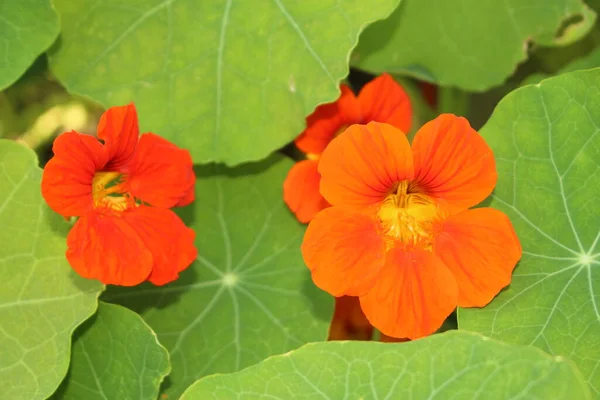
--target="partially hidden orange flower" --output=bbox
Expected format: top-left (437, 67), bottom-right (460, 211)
top-left (41, 103), bottom-right (197, 286)
top-left (302, 115), bottom-right (522, 339)
top-left (284, 73), bottom-right (412, 223)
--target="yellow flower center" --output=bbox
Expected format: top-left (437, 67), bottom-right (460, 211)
top-left (92, 171), bottom-right (134, 212)
top-left (377, 181), bottom-right (440, 250)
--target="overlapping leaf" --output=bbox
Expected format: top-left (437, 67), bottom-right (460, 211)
top-left (0, 0), bottom-right (60, 90)
top-left (54, 302), bottom-right (170, 400)
top-left (105, 154), bottom-right (333, 398)
top-left (353, 0), bottom-right (595, 91)
top-left (181, 331), bottom-right (590, 399)
top-left (459, 69), bottom-right (600, 396)
top-left (48, 0), bottom-right (401, 165)
top-left (0, 140), bottom-right (103, 400)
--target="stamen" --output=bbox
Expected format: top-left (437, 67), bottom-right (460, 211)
top-left (92, 171), bottom-right (136, 213)
top-left (377, 180), bottom-right (439, 251)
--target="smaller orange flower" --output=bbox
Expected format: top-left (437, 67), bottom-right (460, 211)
top-left (41, 104), bottom-right (197, 286)
top-left (284, 73), bottom-right (412, 223)
top-left (302, 115), bottom-right (522, 339)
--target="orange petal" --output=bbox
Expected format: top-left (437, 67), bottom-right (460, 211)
top-left (412, 114), bottom-right (496, 211)
top-left (283, 159), bottom-right (330, 223)
top-left (66, 211), bottom-right (153, 286)
top-left (41, 131), bottom-right (108, 217)
top-left (295, 85), bottom-right (360, 155)
top-left (123, 207), bottom-right (197, 285)
top-left (302, 207), bottom-right (386, 297)
top-left (357, 73), bottom-right (412, 133)
top-left (337, 84), bottom-right (362, 124)
top-left (97, 103), bottom-right (139, 170)
top-left (318, 122), bottom-right (414, 208)
top-left (328, 296), bottom-right (373, 341)
top-left (359, 248), bottom-right (458, 339)
top-left (434, 208), bottom-right (522, 307)
top-left (127, 133), bottom-right (195, 208)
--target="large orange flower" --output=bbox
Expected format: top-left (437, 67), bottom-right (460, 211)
top-left (302, 115), bottom-right (522, 339)
top-left (41, 104), bottom-right (197, 286)
top-left (284, 73), bottom-right (412, 223)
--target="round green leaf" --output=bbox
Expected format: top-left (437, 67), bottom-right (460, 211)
top-left (0, 0), bottom-right (60, 90)
top-left (353, 0), bottom-right (596, 91)
top-left (104, 154), bottom-right (333, 398)
top-left (180, 331), bottom-right (591, 399)
top-left (53, 302), bottom-right (170, 400)
top-left (0, 140), bottom-right (103, 400)
top-left (459, 68), bottom-right (600, 396)
top-left (47, 0), bottom-right (400, 165)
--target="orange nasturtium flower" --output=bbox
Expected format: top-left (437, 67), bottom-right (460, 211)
top-left (302, 115), bottom-right (522, 339)
top-left (41, 104), bottom-right (197, 286)
top-left (284, 73), bottom-right (412, 223)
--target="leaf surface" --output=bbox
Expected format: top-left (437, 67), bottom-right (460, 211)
top-left (459, 68), bottom-right (600, 396)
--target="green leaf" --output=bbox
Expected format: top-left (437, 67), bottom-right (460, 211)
top-left (524, 46), bottom-right (600, 85)
top-left (180, 331), bottom-right (591, 399)
top-left (104, 154), bottom-right (333, 398)
top-left (47, 0), bottom-right (400, 165)
top-left (458, 68), bottom-right (600, 396)
top-left (353, 0), bottom-right (596, 91)
top-left (0, 0), bottom-right (60, 90)
top-left (53, 302), bottom-right (170, 400)
top-left (0, 139), bottom-right (103, 400)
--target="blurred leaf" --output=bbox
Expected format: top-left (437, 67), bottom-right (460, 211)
top-left (459, 68), bottom-right (600, 396)
top-left (104, 154), bottom-right (333, 398)
top-left (524, 46), bottom-right (600, 85)
top-left (180, 331), bottom-right (591, 399)
top-left (54, 302), bottom-right (170, 400)
top-left (0, 140), bottom-right (103, 399)
top-left (48, 0), bottom-right (401, 165)
top-left (353, 0), bottom-right (596, 91)
top-left (0, 0), bottom-right (60, 90)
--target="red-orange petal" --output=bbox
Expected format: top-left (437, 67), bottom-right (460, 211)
top-left (123, 207), bottom-right (197, 285)
top-left (283, 159), bottom-right (330, 223)
top-left (295, 85), bottom-right (360, 155)
top-left (302, 207), bottom-right (386, 297)
top-left (434, 208), bottom-right (522, 307)
top-left (66, 211), bottom-right (153, 286)
top-left (97, 103), bottom-right (139, 171)
top-left (127, 133), bottom-right (195, 208)
top-left (412, 114), bottom-right (497, 212)
top-left (357, 73), bottom-right (412, 134)
top-left (359, 248), bottom-right (458, 340)
top-left (175, 185), bottom-right (196, 207)
top-left (319, 122), bottom-right (414, 208)
top-left (41, 131), bottom-right (108, 217)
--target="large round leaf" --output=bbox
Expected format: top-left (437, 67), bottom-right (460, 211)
top-left (459, 69), bottom-right (600, 396)
top-left (48, 0), bottom-right (401, 165)
top-left (0, 140), bottom-right (103, 399)
top-left (180, 331), bottom-right (590, 399)
top-left (0, 0), bottom-right (60, 90)
top-left (353, 0), bottom-right (596, 91)
top-left (104, 154), bottom-right (333, 398)
top-left (53, 302), bottom-right (170, 400)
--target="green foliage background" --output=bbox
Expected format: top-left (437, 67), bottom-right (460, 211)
top-left (1, 0), bottom-right (599, 398)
